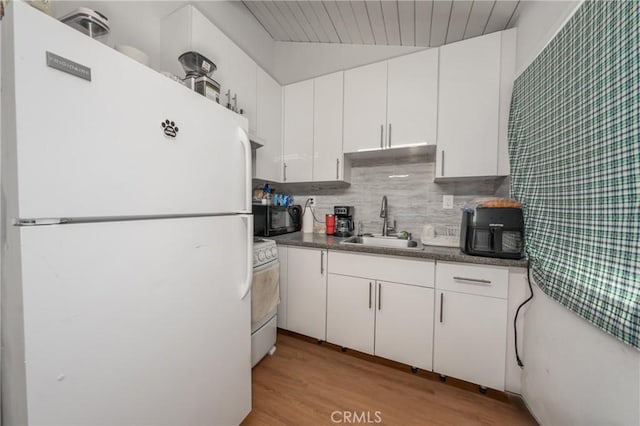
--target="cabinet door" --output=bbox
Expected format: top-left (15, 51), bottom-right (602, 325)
top-left (160, 6), bottom-right (257, 135)
top-left (255, 68), bottom-right (282, 182)
top-left (287, 247), bottom-right (327, 340)
top-left (387, 49), bottom-right (438, 148)
top-left (329, 252), bottom-right (435, 288)
top-left (225, 55), bottom-right (257, 136)
top-left (437, 32), bottom-right (501, 178)
top-left (326, 274), bottom-right (375, 354)
top-left (433, 290), bottom-right (507, 390)
top-left (374, 281), bottom-right (434, 371)
top-left (189, 7), bottom-right (257, 135)
top-left (343, 62), bottom-right (388, 153)
top-left (314, 72), bottom-right (344, 181)
top-left (283, 80), bottom-right (314, 182)
top-left (276, 245), bottom-right (288, 329)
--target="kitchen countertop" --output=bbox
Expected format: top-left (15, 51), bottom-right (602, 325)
top-left (269, 232), bottom-right (528, 268)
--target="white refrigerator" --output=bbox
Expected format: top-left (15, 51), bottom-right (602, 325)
top-left (2, 2), bottom-right (253, 425)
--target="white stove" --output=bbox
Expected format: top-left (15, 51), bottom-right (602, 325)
top-left (253, 237), bottom-right (278, 268)
top-left (251, 238), bottom-right (279, 367)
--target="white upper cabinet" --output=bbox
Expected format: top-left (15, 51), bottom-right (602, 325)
top-left (283, 80), bottom-right (314, 182)
top-left (387, 49), bottom-right (439, 148)
top-left (281, 72), bottom-right (350, 184)
top-left (313, 72), bottom-right (346, 182)
top-left (254, 68), bottom-right (282, 182)
top-left (343, 49), bottom-right (439, 154)
top-left (343, 62), bottom-right (388, 153)
top-left (160, 5), bottom-right (257, 135)
top-left (498, 30), bottom-right (517, 176)
top-left (436, 30), bottom-right (515, 179)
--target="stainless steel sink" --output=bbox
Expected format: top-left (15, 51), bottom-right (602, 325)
top-left (340, 235), bottom-right (421, 250)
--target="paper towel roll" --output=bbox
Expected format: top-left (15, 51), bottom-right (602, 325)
top-left (302, 207), bottom-right (314, 233)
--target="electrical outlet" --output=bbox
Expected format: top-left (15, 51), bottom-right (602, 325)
top-left (443, 195), bottom-right (454, 209)
top-left (308, 197), bottom-right (316, 207)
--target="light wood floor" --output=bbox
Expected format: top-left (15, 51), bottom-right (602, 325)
top-left (242, 332), bottom-right (536, 425)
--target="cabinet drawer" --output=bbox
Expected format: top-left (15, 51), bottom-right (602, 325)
top-left (435, 262), bottom-right (508, 299)
top-left (329, 252), bottom-right (434, 288)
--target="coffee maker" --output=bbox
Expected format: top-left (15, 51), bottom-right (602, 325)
top-left (334, 206), bottom-right (355, 237)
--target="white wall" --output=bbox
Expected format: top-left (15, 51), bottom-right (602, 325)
top-left (182, 1), bottom-right (276, 76)
top-left (50, 1), bottom-right (423, 85)
top-left (273, 41), bottom-right (422, 85)
top-left (522, 285), bottom-right (640, 425)
top-left (505, 268), bottom-right (529, 394)
top-left (511, 0), bottom-right (583, 76)
top-left (511, 1), bottom-right (640, 424)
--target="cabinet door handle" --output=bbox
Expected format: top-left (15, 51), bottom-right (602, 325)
top-left (453, 276), bottom-right (492, 285)
top-left (388, 123), bottom-right (392, 148)
top-left (369, 282), bottom-right (372, 309)
top-left (378, 283), bottom-right (382, 310)
top-left (336, 158), bottom-right (340, 180)
top-left (283, 162), bottom-right (287, 182)
top-left (440, 151), bottom-right (445, 176)
top-left (440, 292), bottom-right (444, 323)
top-left (380, 124), bottom-right (384, 149)
top-left (320, 251), bottom-right (324, 275)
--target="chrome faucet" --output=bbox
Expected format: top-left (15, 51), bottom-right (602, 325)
top-left (380, 195), bottom-right (395, 236)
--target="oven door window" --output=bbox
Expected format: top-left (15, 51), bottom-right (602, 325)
top-left (251, 260), bottom-right (280, 324)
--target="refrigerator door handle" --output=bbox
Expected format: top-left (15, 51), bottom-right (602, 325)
top-left (238, 128), bottom-right (252, 213)
top-left (240, 214), bottom-right (254, 300)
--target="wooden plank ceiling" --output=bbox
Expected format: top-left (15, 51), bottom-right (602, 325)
top-left (243, 0), bottom-right (520, 47)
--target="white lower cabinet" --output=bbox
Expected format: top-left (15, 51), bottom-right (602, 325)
top-left (375, 281), bottom-right (434, 371)
top-left (433, 262), bottom-right (509, 390)
top-left (327, 275), bottom-right (375, 354)
top-left (326, 252), bottom-right (435, 370)
top-left (283, 248), bottom-right (515, 391)
top-left (276, 245), bottom-right (288, 329)
top-left (286, 246), bottom-right (327, 340)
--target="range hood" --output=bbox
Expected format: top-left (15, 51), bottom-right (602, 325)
top-left (345, 142), bottom-right (436, 161)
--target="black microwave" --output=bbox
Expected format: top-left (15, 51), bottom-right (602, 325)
top-left (253, 204), bottom-right (302, 237)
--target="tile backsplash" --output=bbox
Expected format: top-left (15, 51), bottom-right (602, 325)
top-left (266, 158), bottom-right (509, 239)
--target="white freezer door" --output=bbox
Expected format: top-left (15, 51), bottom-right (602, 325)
top-left (9, 2), bottom-right (251, 219)
top-left (19, 215), bottom-right (252, 425)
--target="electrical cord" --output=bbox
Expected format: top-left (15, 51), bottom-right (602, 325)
top-left (514, 257), bottom-right (534, 368)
